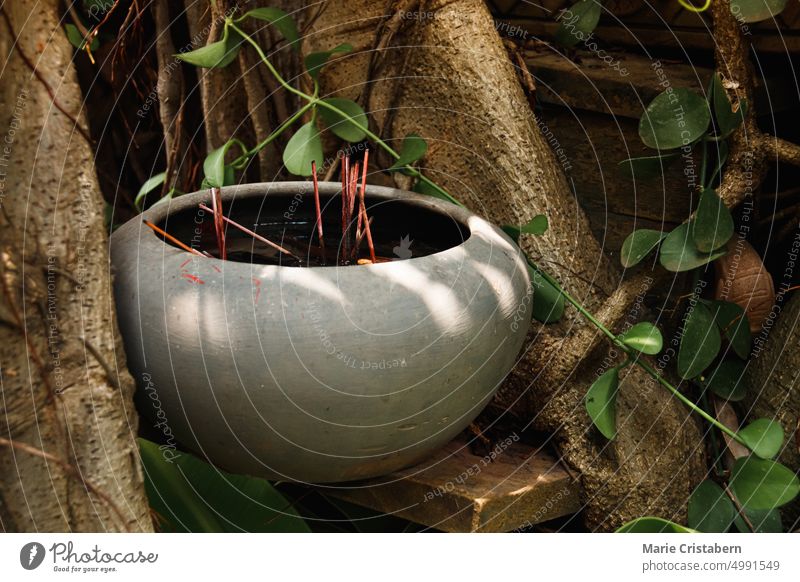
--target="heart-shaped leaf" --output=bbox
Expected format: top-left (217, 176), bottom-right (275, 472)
top-left (688, 480), bottom-right (737, 532)
top-left (528, 265), bottom-right (565, 324)
top-left (305, 43), bottom-right (352, 81)
top-left (639, 88), bottom-right (711, 150)
top-left (318, 98), bottom-right (368, 142)
top-left (711, 300), bottom-right (751, 359)
top-left (678, 301), bottom-right (721, 379)
top-left (616, 517), bottom-right (695, 533)
top-left (585, 367), bottom-right (620, 440)
top-left (618, 152), bottom-right (680, 179)
top-left (619, 322), bottom-right (663, 355)
top-left (738, 419), bottom-right (784, 459)
top-left (555, 1), bottom-right (602, 48)
top-left (729, 0), bottom-right (788, 23)
top-left (659, 222), bottom-right (727, 272)
top-left (620, 229), bottom-right (666, 268)
top-left (134, 171), bottom-right (166, 211)
top-left (203, 140), bottom-right (244, 188)
top-left (694, 188), bottom-right (734, 252)
top-left (703, 359), bottom-right (748, 401)
top-left (243, 8), bottom-right (299, 49)
top-left (389, 134), bottom-right (428, 172)
top-left (176, 25), bottom-right (242, 68)
top-left (710, 73), bottom-right (748, 137)
top-left (504, 215), bottom-right (549, 242)
top-left (729, 456), bottom-right (800, 510)
top-left (283, 121), bottom-right (324, 176)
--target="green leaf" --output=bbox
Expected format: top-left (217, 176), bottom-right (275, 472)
top-left (729, 0), bottom-right (788, 23)
top-left (503, 215), bottom-right (549, 242)
top-left (139, 439), bottom-right (309, 532)
top-left (413, 178), bottom-right (452, 202)
top-left (616, 517), bottom-right (696, 533)
top-left (176, 25), bottom-right (241, 68)
top-left (618, 152), bottom-right (680, 179)
top-left (730, 456), bottom-right (800, 510)
top-left (388, 134), bottom-right (428, 172)
top-left (305, 43), bottom-right (352, 81)
top-left (283, 121), bottom-right (324, 176)
top-left (738, 419), bottom-right (784, 459)
top-left (639, 88), bottom-right (711, 150)
top-left (585, 367), bottom-right (619, 440)
top-left (659, 222), bottom-right (727, 272)
top-left (318, 98), bottom-right (368, 142)
top-left (65, 23), bottom-right (99, 51)
top-left (678, 301), bottom-right (721, 379)
top-left (619, 322), bottom-right (663, 355)
top-left (710, 73), bottom-right (748, 136)
top-left (694, 188), bottom-right (734, 252)
top-left (203, 140), bottom-right (243, 188)
top-left (620, 229), bottom-right (666, 268)
top-left (688, 480), bottom-right (737, 532)
top-left (733, 506), bottom-right (782, 533)
top-left (243, 8), bottom-right (300, 49)
top-left (711, 300), bottom-right (751, 359)
top-left (555, 1), bottom-right (601, 48)
top-left (528, 265), bottom-right (565, 324)
top-left (703, 359), bottom-right (748, 401)
top-left (134, 171), bottom-right (167, 212)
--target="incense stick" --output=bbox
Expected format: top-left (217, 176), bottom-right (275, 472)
top-left (143, 220), bottom-right (205, 257)
top-left (198, 204), bottom-right (299, 261)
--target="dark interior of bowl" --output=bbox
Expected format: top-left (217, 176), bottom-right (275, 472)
top-left (156, 191), bottom-right (470, 267)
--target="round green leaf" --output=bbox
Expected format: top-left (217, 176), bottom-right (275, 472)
top-left (639, 88), bottom-right (711, 150)
top-left (555, 1), bottom-right (601, 48)
top-left (733, 506), bottom-right (782, 533)
top-left (730, 456), bottom-right (800, 510)
top-left (730, 0), bottom-right (788, 23)
top-left (711, 300), bottom-right (751, 359)
top-left (203, 140), bottom-right (243, 188)
top-left (243, 8), bottom-right (299, 48)
top-left (389, 134), bottom-right (429, 172)
top-left (305, 43), bottom-right (352, 81)
top-left (694, 189), bottom-right (734, 252)
top-left (678, 301), bottom-right (721, 379)
top-left (659, 222), bottom-right (727, 272)
top-left (176, 25), bottom-right (241, 69)
top-left (585, 367), bottom-right (620, 440)
top-left (619, 322), bottom-right (663, 355)
top-left (616, 517), bottom-right (695, 533)
top-left (528, 265), bottom-right (565, 324)
top-left (688, 480), bottom-right (737, 532)
top-left (283, 121), bottom-right (324, 176)
top-left (618, 152), bottom-right (679, 179)
top-left (620, 229), bottom-right (666, 268)
top-left (738, 419), bottom-right (784, 459)
top-left (703, 359), bottom-right (747, 401)
top-left (318, 98), bottom-right (368, 142)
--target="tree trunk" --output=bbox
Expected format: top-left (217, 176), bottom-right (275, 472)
top-left (0, 0), bottom-right (151, 531)
top-left (294, 0), bottom-right (705, 529)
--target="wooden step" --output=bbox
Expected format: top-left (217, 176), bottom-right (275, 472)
top-left (320, 437), bottom-right (582, 532)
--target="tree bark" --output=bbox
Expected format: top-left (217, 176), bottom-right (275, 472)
top-left (294, 0), bottom-right (705, 529)
top-left (0, 0), bottom-right (151, 531)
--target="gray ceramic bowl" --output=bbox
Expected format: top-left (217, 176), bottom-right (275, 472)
top-left (111, 182), bottom-right (530, 483)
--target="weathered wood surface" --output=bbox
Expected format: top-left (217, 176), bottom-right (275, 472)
top-left (321, 437), bottom-right (582, 532)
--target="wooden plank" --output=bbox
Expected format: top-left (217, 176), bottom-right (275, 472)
top-left (322, 437), bottom-right (582, 532)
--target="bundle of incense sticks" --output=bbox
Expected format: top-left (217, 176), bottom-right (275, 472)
top-left (143, 151), bottom-right (376, 267)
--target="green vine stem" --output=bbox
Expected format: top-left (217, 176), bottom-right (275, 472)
top-left (227, 17), bottom-right (748, 450)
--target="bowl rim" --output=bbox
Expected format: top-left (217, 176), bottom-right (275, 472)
top-left (123, 181), bottom-right (507, 269)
